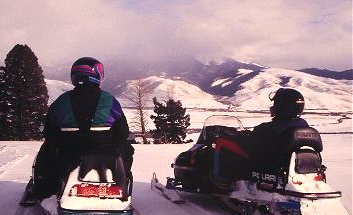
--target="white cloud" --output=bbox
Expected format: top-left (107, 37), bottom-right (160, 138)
top-left (0, 0), bottom-right (351, 71)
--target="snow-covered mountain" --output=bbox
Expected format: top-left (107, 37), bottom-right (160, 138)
top-left (117, 76), bottom-right (228, 109)
top-left (43, 77), bottom-right (227, 109)
top-left (43, 59), bottom-right (352, 112)
top-left (220, 67), bottom-right (352, 111)
top-left (45, 79), bottom-right (73, 104)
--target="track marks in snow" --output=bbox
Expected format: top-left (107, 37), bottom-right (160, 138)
top-left (0, 146), bottom-right (22, 178)
top-left (0, 142), bottom-right (41, 181)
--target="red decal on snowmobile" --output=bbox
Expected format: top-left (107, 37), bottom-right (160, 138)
top-left (215, 137), bottom-right (250, 158)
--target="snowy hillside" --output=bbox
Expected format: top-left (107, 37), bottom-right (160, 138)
top-left (45, 79), bottom-right (73, 104)
top-left (43, 77), bottom-right (228, 109)
top-left (220, 68), bottom-right (352, 112)
top-left (117, 76), bottom-right (228, 109)
top-left (43, 68), bottom-right (352, 113)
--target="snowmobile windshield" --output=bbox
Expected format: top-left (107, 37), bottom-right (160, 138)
top-left (202, 115), bottom-right (244, 130)
top-left (196, 115), bottom-right (245, 145)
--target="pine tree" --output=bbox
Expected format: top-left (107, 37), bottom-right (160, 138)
top-left (0, 44), bottom-right (48, 140)
top-left (150, 97), bottom-right (191, 144)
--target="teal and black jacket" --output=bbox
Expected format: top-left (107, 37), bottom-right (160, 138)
top-left (33, 85), bottom-right (132, 199)
top-left (47, 87), bottom-right (126, 132)
top-left (42, 85), bottom-right (132, 170)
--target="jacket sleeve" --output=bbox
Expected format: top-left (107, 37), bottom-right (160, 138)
top-left (112, 114), bottom-right (130, 145)
top-left (43, 104), bottom-right (61, 148)
top-left (110, 97), bottom-right (130, 146)
top-left (111, 103), bottom-right (134, 171)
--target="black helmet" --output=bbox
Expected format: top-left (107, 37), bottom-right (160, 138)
top-left (269, 88), bottom-right (305, 119)
top-left (71, 57), bottom-right (104, 86)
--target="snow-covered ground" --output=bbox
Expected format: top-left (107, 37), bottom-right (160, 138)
top-left (0, 111), bottom-right (351, 214)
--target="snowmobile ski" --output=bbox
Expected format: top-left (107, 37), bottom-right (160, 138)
top-left (19, 178), bottom-right (37, 207)
top-left (151, 172), bottom-right (185, 204)
top-left (283, 190), bottom-right (342, 199)
top-left (17, 178), bottom-right (51, 215)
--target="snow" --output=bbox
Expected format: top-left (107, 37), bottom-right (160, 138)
top-left (119, 76), bottom-right (228, 109)
top-left (237, 68), bottom-right (253, 75)
top-left (228, 68), bottom-right (353, 112)
top-left (44, 72), bottom-right (352, 113)
top-left (211, 78), bottom-right (230, 87)
top-left (211, 78), bottom-right (233, 88)
top-left (0, 111), bottom-right (351, 215)
top-left (1, 74), bottom-right (351, 214)
top-left (45, 79), bottom-right (73, 104)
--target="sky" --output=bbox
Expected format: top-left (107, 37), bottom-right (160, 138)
top-left (0, 0), bottom-right (352, 71)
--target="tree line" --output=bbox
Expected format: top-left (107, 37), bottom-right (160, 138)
top-left (0, 44), bottom-right (191, 143)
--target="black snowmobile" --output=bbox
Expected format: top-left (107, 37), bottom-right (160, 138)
top-left (152, 115), bottom-right (348, 214)
top-left (19, 130), bottom-right (134, 215)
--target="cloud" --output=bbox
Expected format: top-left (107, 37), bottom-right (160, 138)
top-left (0, 0), bottom-right (351, 71)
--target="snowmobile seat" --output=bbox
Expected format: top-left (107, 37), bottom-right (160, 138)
top-left (78, 152), bottom-right (129, 198)
top-left (251, 127), bottom-right (323, 177)
top-left (283, 127), bottom-right (323, 154)
top-left (276, 127), bottom-right (323, 176)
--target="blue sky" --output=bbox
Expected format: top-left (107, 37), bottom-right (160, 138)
top-left (0, 0), bottom-right (352, 71)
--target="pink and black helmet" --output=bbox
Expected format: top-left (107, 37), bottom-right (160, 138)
top-left (71, 57), bottom-right (104, 86)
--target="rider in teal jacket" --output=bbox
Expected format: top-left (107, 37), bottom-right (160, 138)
top-left (32, 57), bottom-right (133, 200)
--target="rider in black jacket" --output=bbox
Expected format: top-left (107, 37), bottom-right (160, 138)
top-left (250, 88), bottom-right (309, 172)
top-left (31, 57), bottom-right (134, 200)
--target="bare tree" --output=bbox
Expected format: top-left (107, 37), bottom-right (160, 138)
top-left (123, 79), bottom-right (150, 144)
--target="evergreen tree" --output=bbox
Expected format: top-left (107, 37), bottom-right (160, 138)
top-left (150, 97), bottom-right (191, 144)
top-left (0, 44), bottom-right (48, 140)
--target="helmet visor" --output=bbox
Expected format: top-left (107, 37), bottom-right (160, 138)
top-left (93, 63), bottom-right (104, 80)
top-left (71, 65), bottom-right (96, 75)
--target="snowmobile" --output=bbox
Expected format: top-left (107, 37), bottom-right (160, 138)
top-left (19, 146), bottom-right (134, 215)
top-left (152, 115), bottom-right (348, 214)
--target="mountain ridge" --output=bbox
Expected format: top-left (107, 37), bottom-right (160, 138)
top-left (43, 58), bottom-right (352, 112)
